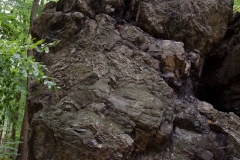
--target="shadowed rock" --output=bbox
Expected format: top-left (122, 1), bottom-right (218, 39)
top-left (198, 13), bottom-right (240, 116)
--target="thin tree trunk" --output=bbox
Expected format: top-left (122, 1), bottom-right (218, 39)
top-left (16, 1), bottom-right (40, 159)
top-left (40, 0), bottom-right (45, 7)
top-left (11, 94), bottom-right (20, 142)
top-left (2, 120), bottom-right (11, 154)
top-left (11, 119), bottom-right (17, 142)
top-left (11, 125), bottom-right (16, 142)
top-left (16, 104), bottom-right (29, 160)
top-left (0, 120), bottom-right (5, 144)
top-left (0, 108), bottom-right (6, 144)
top-left (30, 0), bottom-right (40, 28)
top-left (3, 119), bottom-right (10, 144)
top-left (11, 122), bottom-right (17, 159)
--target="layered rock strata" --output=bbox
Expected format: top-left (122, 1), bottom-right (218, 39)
top-left (28, 0), bottom-right (240, 160)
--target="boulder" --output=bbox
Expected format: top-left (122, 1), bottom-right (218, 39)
top-left (129, 0), bottom-right (233, 54)
top-left (28, 1), bottom-right (240, 160)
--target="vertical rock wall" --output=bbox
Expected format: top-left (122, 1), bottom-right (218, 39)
top-left (28, 0), bottom-right (240, 159)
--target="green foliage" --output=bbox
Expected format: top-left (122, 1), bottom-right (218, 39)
top-left (234, 0), bottom-right (240, 12)
top-left (0, 0), bottom-right (59, 158)
top-left (0, 141), bottom-right (20, 159)
top-left (0, 36), bottom-right (58, 122)
top-left (0, 0), bottom-right (32, 40)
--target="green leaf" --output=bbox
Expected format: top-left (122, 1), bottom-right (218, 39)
top-left (18, 33), bottom-right (25, 40)
top-left (26, 34), bottom-right (32, 44)
top-left (44, 47), bottom-right (49, 53)
top-left (35, 39), bottom-right (44, 46)
top-left (52, 40), bottom-right (60, 46)
top-left (36, 46), bottom-right (43, 53)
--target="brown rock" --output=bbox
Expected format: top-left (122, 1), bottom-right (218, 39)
top-left (129, 0), bottom-right (233, 54)
top-left (28, 1), bottom-right (240, 159)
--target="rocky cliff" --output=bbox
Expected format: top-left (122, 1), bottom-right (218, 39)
top-left (28, 0), bottom-right (240, 159)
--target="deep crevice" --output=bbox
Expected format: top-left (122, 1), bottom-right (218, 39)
top-left (196, 13), bottom-right (240, 117)
top-left (112, 0), bottom-right (135, 25)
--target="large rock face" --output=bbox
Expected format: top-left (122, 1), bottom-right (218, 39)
top-left (34, 0), bottom-right (233, 55)
top-left (28, 0), bottom-right (240, 160)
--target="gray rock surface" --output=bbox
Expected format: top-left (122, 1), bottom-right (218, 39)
top-left (129, 0), bottom-right (233, 55)
top-left (28, 0), bottom-right (240, 160)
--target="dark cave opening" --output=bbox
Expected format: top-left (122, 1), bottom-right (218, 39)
top-left (196, 49), bottom-right (240, 116)
top-left (196, 56), bottom-right (240, 117)
top-left (195, 13), bottom-right (240, 117)
top-left (111, 0), bottom-right (136, 25)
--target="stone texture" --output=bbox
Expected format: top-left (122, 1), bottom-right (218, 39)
top-left (43, 0), bottom-right (234, 55)
top-left (129, 0), bottom-right (233, 55)
top-left (148, 39), bottom-right (201, 94)
top-left (28, 0), bottom-right (240, 160)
